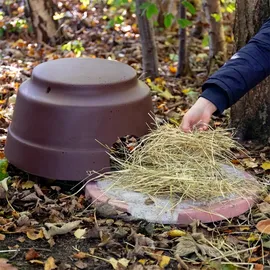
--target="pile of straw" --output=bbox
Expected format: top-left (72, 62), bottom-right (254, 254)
top-left (103, 124), bottom-right (262, 203)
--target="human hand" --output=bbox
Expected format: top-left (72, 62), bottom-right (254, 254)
top-left (180, 97), bottom-right (217, 132)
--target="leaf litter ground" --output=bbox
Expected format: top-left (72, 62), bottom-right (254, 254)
top-left (0, 1), bottom-right (270, 270)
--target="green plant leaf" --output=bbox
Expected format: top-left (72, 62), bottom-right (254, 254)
top-left (211, 13), bottom-right (221, 22)
top-left (140, 2), bottom-right (158, 19)
top-left (182, 1), bottom-right (196, 15)
top-left (0, 158), bottom-right (8, 181)
top-left (263, 240), bottom-right (270, 248)
top-left (80, 0), bottom-right (90, 5)
top-left (177, 18), bottom-right (192, 28)
top-left (202, 35), bottom-right (209, 47)
top-left (0, 28), bottom-right (4, 38)
top-left (164, 13), bottom-right (174, 28)
top-left (146, 3), bottom-right (158, 19)
top-left (226, 3), bottom-right (235, 13)
top-left (61, 42), bottom-right (72, 51)
top-left (169, 53), bottom-right (178, 62)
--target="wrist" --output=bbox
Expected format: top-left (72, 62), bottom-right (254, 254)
top-left (197, 97), bottom-right (217, 114)
top-left (200, 86), bottom-right (229, 115)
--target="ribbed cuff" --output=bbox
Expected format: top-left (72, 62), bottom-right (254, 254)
top-left (200, 86), bottom-right (229, 115)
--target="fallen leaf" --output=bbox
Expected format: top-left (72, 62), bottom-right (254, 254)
top-left (89, 248), bottom-right (95, 255)
top-left (231, 159), bottom-right (240, 165)
top-left (167, 229), bottom-right (186, 237)
top-left (159, 255), bottom-right (170, 268)
top-left (25, 248), bottom-right (40, 260)
top-left (243, 158), bottom-right (258, 168)
top-left (149, 250), bottom-right (163, 261)
top-left (0, 258), bottom-right (18, 270)
top-left (17, 215), bottom-right (30, 227)
top-left (144, 266), bottom-right (161, 270)
top-left (247, 233), bottom-right (260, 242)
top-left (96, 202), bottom-right (118, 217)
top-left (85, 226), bottom-right (100, 239)
top-left (106, 219), bottom-right (114, 225)
top-left (254, 264), bottom-right (264, 270)
top-left (239, 226), bottom-right (250, 231)
top-left (48, 237), bottom-right (55, 248)
top-left (175, 234), bottom-right (219, 258)
top-left (130, 264), bottom-right (144, 270)
top-left (134, 233), bottom-right (155, 256)
top-left (74, 252), bottom-right (87, 259)
top-left (263, 240), bottom-right (270, 248)
top-left (45, 220), bottom-right (81, 238)
top-left (264, 194), bottom-right (270, 203)
top-left (159, 89), bottom-right (174, 100)
top-left (99, 230), bottom-right (111, 246)
top-left (197, 243), bottom-right (220, 257)
top-left (0, 233), bottom-right (5, 240)
top-left (34, 184), bottom-right (54, 203)
top-left (174, 236), bottom-right (197, 257)
top-left (258, 202), bottom-right (270, 214)
top-left (74, 228), bottom-right (87, 239)
top-left (261, 162), bottom-right (270, 170)
top-left (58, 263), bottom-right (72, 269)
top-left (169, 66), bottom-right (177, 74)
top-left (248, 255), bottom-right (266, 263)
top-left (109, 258), bottom-right (130, 270)
top-left (29, 260), bottom-right (44, 265)
top-left (44, 257), bottom-right (57, 270)
top-left (147, 81), bottom-right (174, 100)
top-left (26, 229), bottom-right (44, 240)
top-left (138, 259), bottom-right (147, 265)
top-left (21, 180), bottom-right (35, 189)
top-left (17, 236), bottom-right (25, 242)
top-left (135, 233), bottom-right (155, 249)
top-left (1, 177), bottom-right (10, 192)
top-left (74, 260), bottom-right (88, 269)
top-left (256, 219), bottom-right (270, 234)
top-left (0, 186), bottom-right (5, 199)
top-left (21, 192), bottom-right (40, 202)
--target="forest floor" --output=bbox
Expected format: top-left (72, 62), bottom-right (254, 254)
top-left (0, 1), bottom-right (270, 270)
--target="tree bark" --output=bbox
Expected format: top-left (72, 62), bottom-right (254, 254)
top-left (202, 0), bottom-right (226, 59)
top-left (176, 0), bottom-right (190, 77)
top-left (27, 0), bottom-right (59, 45)
top-left (230, 0), bottom-right (270, 143)
top-left (136, 0), bottom-right (159, 79)
top-left (191, 0), bottom-right (205, 39)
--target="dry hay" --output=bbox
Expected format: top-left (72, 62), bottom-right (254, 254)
top-left (101, 123), bottom-right (262, 203)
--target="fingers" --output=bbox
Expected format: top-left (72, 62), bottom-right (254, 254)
top-left (195, 120), bottom-right (209, 131)
top-left (180, 117), bottom-right (192, 133)
top-left (180, 117), bottom-right (209, 133)
top-left (198, 125), bottom-right (208, 131)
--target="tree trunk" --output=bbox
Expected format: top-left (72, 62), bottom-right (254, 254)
top-left (176, 0), bottom-right (190, 77)
top-left (230, 0), bottom-right (270, 143)
top-left (27, 0), bottom-right (59, 45)
top-left (136, 0), bottom-right (159, 79)
top-left (191, 0), bottom-right (206, 39)
top-left (202, 0), bottom-right (226, 59)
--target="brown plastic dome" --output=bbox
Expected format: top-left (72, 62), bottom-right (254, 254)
top-left (4, 58), bottom-right (154, 180)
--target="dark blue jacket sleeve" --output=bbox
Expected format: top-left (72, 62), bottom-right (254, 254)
top-left (201, 18), bottom-right (270, 114)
